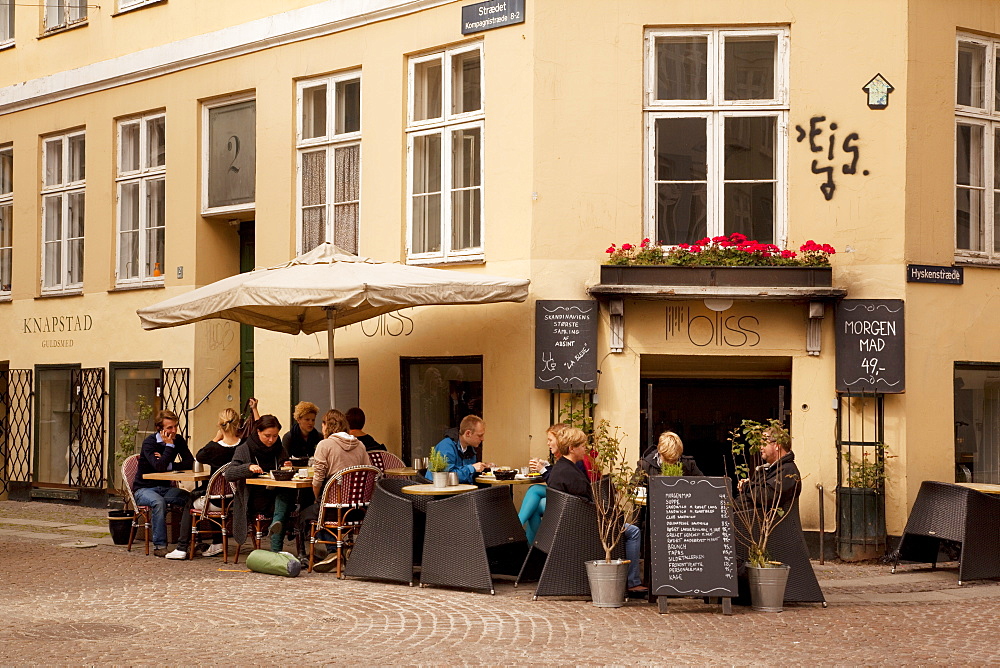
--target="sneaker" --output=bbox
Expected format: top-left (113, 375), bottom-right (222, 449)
top-left (268, 520), bottom-right (283, 537)
top-left (312, 552), bottom-right (339, 573)
top-left (203, 543), bottom-right (224, 557)
top-left (165, 548), bottom-right (188, 560)
top-left (153, 546), bottom-right (170, 558)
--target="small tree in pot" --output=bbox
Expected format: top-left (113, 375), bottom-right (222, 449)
top-left (108, 395), bottom-right (154, 544)
top-left (728, 419), bottom-right (799, 611)
top-left (427, 449), bottom-right (449, 488)
top-left (585, 419), bottom-right (645, 607)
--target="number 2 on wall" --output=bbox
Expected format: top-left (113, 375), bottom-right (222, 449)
top-left (227, 135), bottom-right (240, 174)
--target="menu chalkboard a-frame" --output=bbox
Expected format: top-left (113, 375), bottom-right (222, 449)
top-left (649, 476), bottom-right (738, 614)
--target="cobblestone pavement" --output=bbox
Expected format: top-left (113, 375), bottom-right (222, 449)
top-left (2, 500), bottom-right (999, 666)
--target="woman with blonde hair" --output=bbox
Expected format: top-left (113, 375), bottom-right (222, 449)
top-left (282, 401), bottom-right (322, 460)
top-left (638, 431), bottom-right (703, 477)
top-left (518, 424), bottom-right (588, 544)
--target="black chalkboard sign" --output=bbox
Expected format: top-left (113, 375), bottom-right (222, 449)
top-left (649, 476), bottom-right (738, 602)
top-left (835, 299), bottom-right (905, 393)
top-left (534, 300), bottom-right (598, 390)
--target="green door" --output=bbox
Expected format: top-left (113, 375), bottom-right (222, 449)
top-left (239, 222), bottom-right (255, 406)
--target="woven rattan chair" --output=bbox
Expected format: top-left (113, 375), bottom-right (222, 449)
top-left (733, 495), bottom-right (826, 604)
top-left (892, 481), bottom-right (1000, 583)
top-left (309, 465), bottom-right (382, 577)
top-left (367, 450), bottom-right (409, 477)
top-left (187, 463), bottom-right (234, 562)
top-left (121, 454), bottom-right (153, 555)
top-left (344, 478), bottom-right (427, 585)
top-left (515, 488), bottom-right (618, 599)
top-left (420, 485), bottom-right (527, 595)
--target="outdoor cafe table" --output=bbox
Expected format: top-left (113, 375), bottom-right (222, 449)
top-left (142, 470), bottom-right (210, 483)
top-left (476, 475), bottom-right (542, 499)
top-left (385, 467), bottom-right (418, 477)
top-left (956, 482), bottom-right (1000, 495)
top-left (245, 476), bottom-right (314, 489)
top-left (401, 483), bottom-right (477, 496)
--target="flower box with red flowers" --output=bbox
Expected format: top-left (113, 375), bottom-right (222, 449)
top-left (600, 235), bottom-right (834, 288)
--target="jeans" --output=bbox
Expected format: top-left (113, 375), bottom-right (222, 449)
top-left (134, 485), bottom-right (190, 548)
top-left (270, 490), bottom-right (295, 552)
top-left (624, 522), bottom-right (641, 588)
top-left (517, 484), bottom-right (548, 545)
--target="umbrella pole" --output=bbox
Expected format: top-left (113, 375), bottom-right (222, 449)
top-left (326, 307), bottom-right (336, 411)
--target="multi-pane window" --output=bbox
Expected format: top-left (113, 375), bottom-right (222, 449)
top-left (645, 28), bottom-right (788, 246)
top-left (118, 0), bottom-right (158, 12)
top-left (406, 44), bottom-right (484, 263)
top-left (955, 36), bottom-right (1000, 262)
top-left (41, 131), bottom-right (85, 293)
top-left (116, 114), bottom-right (165, 286)
top-left (0, 145), bottom-right (11, 294)
top-left (296, 72), bottom-right (361, 254)
top-left (44, 0), bottom-right (87, 31)
top-left (1, 0), bottom-right (14, 46)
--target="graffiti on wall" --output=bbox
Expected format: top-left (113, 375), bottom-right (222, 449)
top-left (794, 116), bottom-right (869, 201)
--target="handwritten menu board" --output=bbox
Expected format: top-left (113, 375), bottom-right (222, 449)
top-left (534, 300), bottom-right (598, 390)
top-left (650, 477), bottom-right (737, 598)
top-left (835, 299), bottom-right (905, 393)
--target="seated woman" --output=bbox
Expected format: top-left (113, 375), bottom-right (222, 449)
top-left (282, 401), bottom-right (321, 461)
top-left (638, 431), bottom-right (703, 477)
top-left (226, 414), bottom-right (293, 553)
top-left (518, 423), bottom-right (577, 545)
top-left (166, 406), bottom-right (247, 560)
top-left (549, 426), bottom-right (646, 596)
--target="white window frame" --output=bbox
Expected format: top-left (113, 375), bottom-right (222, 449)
top-left (643, 27), bottom-right (789, 246)
top-left (200, 92), bottom-right (256, 218)
top-left (0, 0), bottom-right (14, 48)
top-left (955, 34), bottom-right (1000, 264)
top-left (0, 144), bottom-right (12, 296)
top-left (115, 112), bottom-right (166, 288)
top-left (118, 0), bottom-right (161, 13)
top-left (406, 42), bottom-right (485, 264)
top-left (44, 0), bottom-right (87, 32)
top-left (40, 130), bottom-right (85, 294)
top-left (295, 70), bottom-right (362, 255)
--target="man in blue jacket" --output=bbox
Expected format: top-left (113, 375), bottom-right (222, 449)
top-left (132, 410), bottom-right (193, 557)
top-left (424, 414), bottom-right (487, 484)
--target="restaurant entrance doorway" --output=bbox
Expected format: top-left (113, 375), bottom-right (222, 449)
top-left (640, 365), bottom-right (790, 477)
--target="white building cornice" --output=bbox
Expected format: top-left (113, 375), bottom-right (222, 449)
top-left (0, 0), bottom-right (454, 116)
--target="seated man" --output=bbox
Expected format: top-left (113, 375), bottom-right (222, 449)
top-left (345, 407), bottom-right (386, 452)
top-left (548, 426), bottom-right (645, 596)
top-left (132, 410), bottom-right (194, 557)
top-left (423, 414), bottom-right (488, 485)
top-left (737, 424), bottom-right (800, 509)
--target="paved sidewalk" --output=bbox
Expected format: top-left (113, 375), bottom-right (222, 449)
top-left (2, 500), bottom-right (999, 665)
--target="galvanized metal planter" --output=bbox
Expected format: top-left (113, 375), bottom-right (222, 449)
top-left (600, 265), bottom-right (833, 288)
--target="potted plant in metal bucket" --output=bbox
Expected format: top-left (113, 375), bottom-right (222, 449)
top-left (728, 418), bottom-right (799, 612)
top-left (108, 395), bottom-right (153, 544)
top-left (837, 445), bottom-right (891, 561)
top-left (427, 449), bottom-right (449, 488)
top-left (585, 419), bottom-right (645, 608)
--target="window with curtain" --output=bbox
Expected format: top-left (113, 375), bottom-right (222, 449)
top-left (41, 131), bottom-right (85, 293)
top-left (116, 113), bottom-right (166, 287)
top-left (645, 28), bottom-right (788, 246)
top-left (406, 44), bottom-right (484, 264)
top-left (955, 36), bottom-right (1000, 262)
top-left (0, 145), bottom-right (11, 294)
top-left (296, 72), bottom-right (361, 254)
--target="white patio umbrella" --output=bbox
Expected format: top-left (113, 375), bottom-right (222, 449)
top-left (137, 243), bottom-right (529, 408)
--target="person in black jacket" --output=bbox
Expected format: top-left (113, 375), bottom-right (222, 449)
top-left (345, 406), bottom-right (386, 452)
top-left (132, 410), bottom-right (194, 557)
top-left (226, 415), bottom-right (293, 552)
top-left (737, 424), bottom-right (801, 509)
top-left (282, 401), bottom-right (321, 461)
top-left (638, 431), bottom-right (703, 478)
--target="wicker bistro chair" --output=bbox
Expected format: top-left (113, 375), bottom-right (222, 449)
top-left (420, 485), bottom-right (528, 595)
top-left (121, 454), bottom-right (153, 555)
top-left (367, 450), bottom-right (409, 478)
top-left (515, 488), bottom-right (621, 599)
top-left (344, 478), bottom-right (432, 585)
top-left (733, 496), bottom-right (826, 604)
top-left (187, 463), bottom-right (234, 562)
top-left (892, 481), bottom-right (1000, 583)
top-left (309, 465), bottom-right (382, 576)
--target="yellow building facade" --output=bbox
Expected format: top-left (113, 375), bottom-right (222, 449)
top-left (1, 0), bottom-right (999, 551)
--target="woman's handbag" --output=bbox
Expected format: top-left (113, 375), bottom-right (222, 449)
top-left (238, 400), bottom-right (256, 440)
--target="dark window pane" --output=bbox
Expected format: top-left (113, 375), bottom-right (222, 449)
top-left (724, 116), bottom-right (774, 180)
top-left (655, 117), bottom-right (707, 181)
top-left (724, 36), bottom-right (776, 100)
top-left (656, 183), bottom-right (707, 245)
top-left (724, 182), bottom-right (774, 243)
top-left (956, 124), bottom-right (982, 186)
top-left (655, 37), bottom-right (707, 100)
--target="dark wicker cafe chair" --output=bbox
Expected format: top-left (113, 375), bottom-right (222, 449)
top-left (309, 465), bottom-right (382, 577)
top-left (121, 454), bottom-right (153, 555)
top-left (367, 450), bottom-right (408, 477)
top-left (734, 496), bottom-right (825, 604)
top-left (515, 488), bottom-right (618, 599)
top-left (344, 478), bottom-right (425, 585)
top-left (187, 463), bottom-right (234, 562)
top-left (420, 485), bottom-right (528, 595)
top-left (892, 481), bottom-right (1000, 583)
